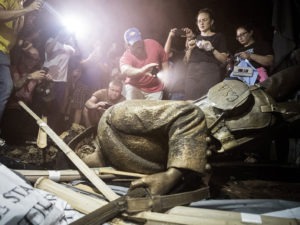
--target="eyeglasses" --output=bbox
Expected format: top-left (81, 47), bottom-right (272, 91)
top-left (236, 32), bottom-right (248, 40)
top-left (197, 18), bottom-right (210, 24)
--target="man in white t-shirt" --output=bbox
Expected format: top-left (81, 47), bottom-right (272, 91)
top-left (42, 29), bottom-right (75, 132)
top-left (43, 30), bottom-right (75, 82)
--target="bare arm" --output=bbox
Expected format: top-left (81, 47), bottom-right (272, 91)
top-left (14, 70), bottom-right (46, 90)
top-left (164, 28), bottom-right (176, 54)
top-left (0, 0), bottom-right (42, 22)
top-left (162, 61), bottom-right (169, 70)
top-left (85, 96), bottom-right (108, 110)
top-left (250, 54), bottom-right (274, 67)
top-left (237, 52), bottom-right (274, 67)
top-left (212, 49), bottom-right (228, 64)
top-left (184, 39), bottom-right (196, 64)
top-left (120, 63), bottom-right (158, 78)
top-left (85, 96), bottom-right (99, 109)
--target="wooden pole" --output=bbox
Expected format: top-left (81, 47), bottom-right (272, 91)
top-left (35, 177), bottom-right (107, 214)
top-left (14, 168), bottom-right (115, 183)
top-left (19, 101), bottom-right (119, 201)
top-left (99, 167), bottom-right (146, 178)
top-left (128, 209), bottom-right (300, 225)
top-left (37, 115), bottom-right (47, 148)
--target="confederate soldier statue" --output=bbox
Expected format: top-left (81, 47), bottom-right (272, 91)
top-left (93, 65), bottom-right (300, 195)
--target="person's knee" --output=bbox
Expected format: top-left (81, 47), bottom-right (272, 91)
top-left (5, 80), bottom-right (13, 96)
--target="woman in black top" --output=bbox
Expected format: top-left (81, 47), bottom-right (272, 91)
top-left (234, 23), bottom-right (274, 82)
top-left (184, 8), bottom-right (228, 100)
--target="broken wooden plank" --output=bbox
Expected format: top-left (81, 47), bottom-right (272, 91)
top-left (99, 167), bottom-right (146, 178)
top-left (166, 206), bottom-right (300, 225)
top-left (14, 168), bottom-right (115, 183)
top-left (35, 177), bottom-right (107, 214)
top-left (19, 101), bottom-right (119, 201)
top-left (37, 115), bottom-right (47, 148)
top-left (128, 210), bottom-right (300, 225)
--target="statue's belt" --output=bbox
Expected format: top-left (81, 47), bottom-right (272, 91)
top-left (70, 186), bottom-right (210, 225)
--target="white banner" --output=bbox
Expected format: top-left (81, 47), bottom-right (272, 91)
top-left (0, 164), bottom-right (82, 225)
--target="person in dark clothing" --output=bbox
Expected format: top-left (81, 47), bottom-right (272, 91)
top-left (184, 8), bottom-right (228, 100)
top-left (232, 23), bottom-right (274, 84)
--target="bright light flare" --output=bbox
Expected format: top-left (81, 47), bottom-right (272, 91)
top-left (61, 15), bottom-right (91, 39)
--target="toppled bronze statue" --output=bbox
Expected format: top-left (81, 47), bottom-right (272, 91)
top-left (90, 65), bottom-right (300, 195)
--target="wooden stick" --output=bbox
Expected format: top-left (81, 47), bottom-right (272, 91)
top-left (35, 177), bottom-right (107, 214)
top-left (37, 115), bottom-right (47, 148)
top-left (130, 211), bottom-right (216, 225)
top-left (129, 210), bottom-right (300, 225)
top-left (167, 206), bottom-right (300, 225)
top-left (99, 167), bottom-right (146, 178)
top-left (14, 168), bottom-right (115, 183)
top-left (19, 101), bottom-right (119, 201)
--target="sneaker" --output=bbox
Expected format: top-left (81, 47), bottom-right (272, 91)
top-left (0, 138), bottom-right (12, 152)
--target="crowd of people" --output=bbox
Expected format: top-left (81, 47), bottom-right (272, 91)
top-left (0, 2), bottom-right (299, 224)
top-left (0, 1), bottom-right (297, 150)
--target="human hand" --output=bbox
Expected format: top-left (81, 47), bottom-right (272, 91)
top-left (129, 168), bottom-right (182, 195)
top-left (187, 39), bottom-right (196, 49)
top-left (142, 63), bottom-right (159, 77)
top-left (201, 40), bottom-right (214, 52)
top-left (26, 0), bottom-right (43, 12)
top-left (183, 27), bottom-right (195, 40)
top-left (168, 28), bottom-right (177, 38)
top-left (28, 70), bottom-right (46, 80)
top-left (236, 51), bottom-right (251, 60)
top-left (45, 74), bottom-right (53, 81)
top-left (20, 41), bottom-right (33, 51)
top-left (96, 101), bottom-right (109, 110)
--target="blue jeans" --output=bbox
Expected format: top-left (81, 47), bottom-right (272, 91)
top-left (0, 52), bottom-right (13, 129)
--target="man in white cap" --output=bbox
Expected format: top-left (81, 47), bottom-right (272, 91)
top-left (120, 27), bottom-right (168, 100)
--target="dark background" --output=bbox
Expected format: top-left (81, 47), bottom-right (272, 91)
top-left (38, 0), bottom-right (274, 54)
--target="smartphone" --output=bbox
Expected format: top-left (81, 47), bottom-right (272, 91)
top-left (41, 66), bottom-right (49, 73)
top-left (103, 103), bottom-right (113, 109)
top-left (175, 29), bottom-right (186, 37)
top-left (151, 67), bottom-right (159, 76)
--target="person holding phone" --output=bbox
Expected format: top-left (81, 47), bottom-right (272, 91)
top-left (83, 80), bottom-right (125, 127)
top-left (183, 8), bottom-right (228, 100)
top-left (1, 44), bottom-right (50, 144)
top-left (163, 28), bottom-right (187, 100)
top-left (0, 0), bottom-right (43, 149)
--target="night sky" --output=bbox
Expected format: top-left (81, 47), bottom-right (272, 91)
top-left (39, 0), bottom-right (274, 54)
